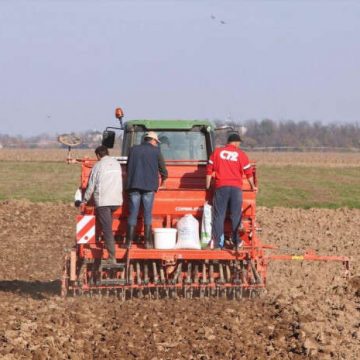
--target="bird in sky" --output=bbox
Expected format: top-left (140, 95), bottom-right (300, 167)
top-left (210, 14), bottom-right (226, 25)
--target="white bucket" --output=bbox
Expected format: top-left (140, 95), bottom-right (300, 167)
top-left (153, 228), bottom-right (177, 249)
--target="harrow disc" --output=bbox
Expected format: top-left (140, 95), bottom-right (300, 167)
top-left (57, 133), bottom-right (82, 147)
top-left (63, 257), bottom-right (266, 300)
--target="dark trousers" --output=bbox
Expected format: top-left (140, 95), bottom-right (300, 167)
top-left (212, 186), bottom-right (243, 247)
top-left (96, 206), bottom-right (119, 258)
top-left (127, 190), bottom-right (155, 226)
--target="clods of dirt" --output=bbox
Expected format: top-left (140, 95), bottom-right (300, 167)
top-left (0, 201), bottom-right (359, 359)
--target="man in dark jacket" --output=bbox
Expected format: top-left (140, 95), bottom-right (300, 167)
top-left (125, 131), bottom-right (168, 248)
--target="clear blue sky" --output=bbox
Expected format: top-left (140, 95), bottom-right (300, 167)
top-left (1, 0), bottom-right (359, 136)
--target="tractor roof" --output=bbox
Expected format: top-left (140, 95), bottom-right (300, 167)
top-left (124, 119), bottom-right (214, 130)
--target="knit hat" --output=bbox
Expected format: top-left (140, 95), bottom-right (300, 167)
top-left (227, 132), bottom-right (242, 143)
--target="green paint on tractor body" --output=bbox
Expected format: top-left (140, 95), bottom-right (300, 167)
top-left (124, 119), bottom-right (215, 131)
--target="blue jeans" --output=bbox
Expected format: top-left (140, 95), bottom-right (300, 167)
top-left (212, 186), bottom-right (243, 247)
top-left (128, 190), bottom-right (155, 226)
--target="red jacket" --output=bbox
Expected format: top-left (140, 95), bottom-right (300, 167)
top-left (206, 144), bottom-right (252, 189)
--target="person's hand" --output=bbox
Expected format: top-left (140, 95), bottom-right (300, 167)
top-left (79, 201), bottom-right (86, 212)
top-left (205, 186), bottom-right (214, 203)
top-left (159, 180), bottom-right (167, 189)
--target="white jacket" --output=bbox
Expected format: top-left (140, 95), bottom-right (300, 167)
top-left (84, 156), bottom-right (123, 207)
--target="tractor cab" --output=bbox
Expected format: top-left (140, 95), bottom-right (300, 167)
top-left (102, 116), bottom-right (215, 162)
top-left (121, 120), bottom-right (214, 161)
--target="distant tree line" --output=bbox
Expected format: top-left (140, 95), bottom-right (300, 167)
top-left (1, 120), bottom-right (359, 150)
top-left (215, 119), bottom-right (360, 150)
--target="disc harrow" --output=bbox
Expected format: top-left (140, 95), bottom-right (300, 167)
top-left (62, 251), bottom-right (266, 300)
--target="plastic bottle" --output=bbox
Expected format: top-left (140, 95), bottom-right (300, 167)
top-left (74, 188), bottom-right (82, 207)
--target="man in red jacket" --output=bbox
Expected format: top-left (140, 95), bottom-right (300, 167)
top-left (206, 133), bottom-right (256, 250)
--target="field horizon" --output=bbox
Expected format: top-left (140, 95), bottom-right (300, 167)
top-left (1, 149), bottom-right (359, 208)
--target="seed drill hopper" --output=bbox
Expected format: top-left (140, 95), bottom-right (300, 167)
top-left (61, 109), bottom-right (350, 299)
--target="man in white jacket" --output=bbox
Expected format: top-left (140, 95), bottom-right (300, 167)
top-left (83, 145), bottom-right (123, 263)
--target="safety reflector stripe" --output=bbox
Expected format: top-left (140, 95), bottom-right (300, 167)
top-left (76, 215), bottom-right (96, 244)
top-left (77, 219), bottom-right (95, 241)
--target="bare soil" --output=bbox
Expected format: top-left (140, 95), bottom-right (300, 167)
top-left (0, 201), bottom-right (359, 359)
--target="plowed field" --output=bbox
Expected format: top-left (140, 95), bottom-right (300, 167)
top-left (0, 201), bottom-right (359, 359)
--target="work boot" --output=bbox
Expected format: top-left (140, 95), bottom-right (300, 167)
top-left (144, 225), bottom-right (153, 249)
top-left (234, 239), bottom-right (244, 251)
top-left (106, 239), bottom-right (116, 260)
top-left (122, 225), bottom-right (135, 249)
